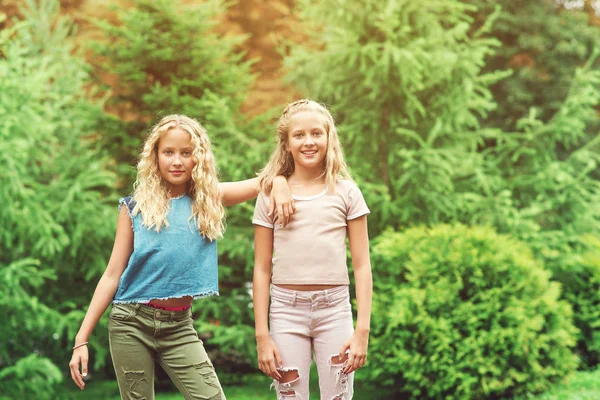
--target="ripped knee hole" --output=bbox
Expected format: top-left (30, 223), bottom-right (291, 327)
top-left (277, 368), bottom-right (299, 383)
top-left (124, 371), bottom-right (146, 392)
top-left (330, 353), bottom-right (348, 365)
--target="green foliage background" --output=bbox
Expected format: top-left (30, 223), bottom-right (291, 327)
top-left (366, 225), bottom-right (578, 399)
top-left (1, 0), bottom-right (599, 399)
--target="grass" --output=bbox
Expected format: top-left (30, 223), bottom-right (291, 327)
top-left (515, 368), bottom-right (600, 400)
top-left (57, 367), bottom-right (600, 399)
top-left (58, 377), bottom-right (275, 400)
top-left (57, 363), bottom-right (387, 399)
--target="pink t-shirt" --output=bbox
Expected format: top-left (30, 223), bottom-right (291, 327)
top-left (252, 179), bottom-right (370, 285)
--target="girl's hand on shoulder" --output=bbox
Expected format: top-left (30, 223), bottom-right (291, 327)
top-left (69, 345), bottom-right (89, 390)
top-left (256, 335), bottom-right (283, 381)
top-left (340, 329), bottom-right (369, 374)
top-left (268, 176), bottom-right (295, 228)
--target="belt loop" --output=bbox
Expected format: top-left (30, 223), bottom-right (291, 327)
top-left (291, 291), bottom-right (297, 306)
top-left (169, 311), bottom-right (175, 323)
top-left (324, 289), bottom-right (330, 303)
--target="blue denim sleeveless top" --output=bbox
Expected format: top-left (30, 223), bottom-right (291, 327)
top-left (113, 195), bottom-right (218, 303)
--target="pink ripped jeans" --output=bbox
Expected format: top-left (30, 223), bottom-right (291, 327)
top-left (269, 284), bottom-right (354, 400)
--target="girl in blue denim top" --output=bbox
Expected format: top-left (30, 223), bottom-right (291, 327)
top-left (68, 115), bottom-right (294, 399)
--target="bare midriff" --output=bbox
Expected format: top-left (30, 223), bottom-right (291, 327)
top-left (274, 284), bottom-right (341, 291)
top-left (148, 295), bottom-right (193, 308)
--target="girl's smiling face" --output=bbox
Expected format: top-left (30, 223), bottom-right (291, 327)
top-left (287, 111), bottom-right (328, 171)
top-left (157, 128), bottom-right (196, 196)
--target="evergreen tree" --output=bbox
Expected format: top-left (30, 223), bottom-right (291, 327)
top-left (91, 0), bottom-right (257, 185)
top-left (0, 0), bottom-right (116, 397)
top-left (465, 0), bottom-right (600, 131)
top-left (284, 0), bottom-right (509, 233)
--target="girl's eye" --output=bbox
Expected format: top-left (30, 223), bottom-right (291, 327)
top-left (294, 133), bottom-right (304, 138)
top-left (183, 151), bottom-right (192, 157)
top-left (164, 150), bottom-right (173, 155)
top-left (314, 132), bottom-right (323, 137)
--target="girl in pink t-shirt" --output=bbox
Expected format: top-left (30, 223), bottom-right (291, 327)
top-left (252, 99), bottom-right (373, 399)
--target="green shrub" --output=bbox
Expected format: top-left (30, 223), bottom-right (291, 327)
top-left (360, 224), bottom-right (578, 399)
top-left (0, 354), bottom-right (62, 400)
top-left (551, 235), bottom-right (600, 369)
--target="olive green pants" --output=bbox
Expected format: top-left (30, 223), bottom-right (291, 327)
top-left (108, 303), bottom-right (225, 400)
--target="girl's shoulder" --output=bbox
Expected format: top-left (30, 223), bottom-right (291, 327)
top-left (119, 196), bottom-right (137, 214)
top-left (335, 179), bottom-right (369, 218)
top-left (335, 179), bottom-right (361, 193)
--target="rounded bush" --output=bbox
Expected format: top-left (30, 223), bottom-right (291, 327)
top-left (550, 234), bottom-right (600, 369)
top-left (359, 224), bottom-right (578, 399)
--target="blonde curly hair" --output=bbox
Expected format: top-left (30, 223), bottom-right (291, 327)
top-left (132, 114), bottom-right (224, 240)
top-left (258, 99), bottom-right (352, 193)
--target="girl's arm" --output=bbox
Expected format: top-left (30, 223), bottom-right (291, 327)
top-left (340, 215), bottom-right (373, 374)
top-left (219, 176), bottom-right (295, 226)
top-left (252, 225), bottom-right (283, 380)
top-left (69, 207), bottom-right (133, 390)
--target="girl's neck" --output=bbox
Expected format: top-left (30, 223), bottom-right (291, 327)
top-left (167, 184), bottom-right (188, 199)
top-left (289, 166), bottom-right (325, 186)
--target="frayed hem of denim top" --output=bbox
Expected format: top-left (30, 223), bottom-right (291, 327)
top-left (113, 290), bottom-right (219, 304)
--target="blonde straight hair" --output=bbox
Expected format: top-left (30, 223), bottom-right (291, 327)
top-left (258, 99), bottom-right (352, 193)
top-left (132, 115), bottom-right (224, 240)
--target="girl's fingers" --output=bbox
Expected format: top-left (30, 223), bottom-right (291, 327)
top-left (270, 360), bottom-right (281, 380)
top-left (277, 205), bottom-right (284, 227)
top-left (268, 200), bottom-right (275, 217)
top-left (69, 359), bottom-right (84, 389)
top-left (282, 208), bottom-right (289, 226)
top-left (344, 353), bottom-right (355, 374)
top-left (273, 345), bottom-right (283, 368)
top-left (82, 357), bottom-right (88, 377)
top-left (356, 356), bottom-right (364, 370)
top-left (260, 358), bottom-right (279, 380)
top-left (339, 342), bottom-right (350, 356)
top-left (261, 360), bottom-right (267, 373)
top-left (69, 364), bottom-right (77, 387)
top-left (353, 356), bottom-right (361, 372)
top-left (271, 344), bottom-right (282, 379)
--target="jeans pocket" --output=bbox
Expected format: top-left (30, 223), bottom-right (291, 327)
top-left (327, 295), bottom-right (351, 309)
top-left (269, 299), bottom-right (290, 310)
top-left (109, 304), bottom-right (134, 321)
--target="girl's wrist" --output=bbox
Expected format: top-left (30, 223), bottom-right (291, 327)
top-left (75, 333), bottom-right (89, 343)
top-left (355, 326), bottom-right (370, 334)
top-left (255, 331), bottom-right (270, 339)
top-left (72, 342), bottom-right (88, 350)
